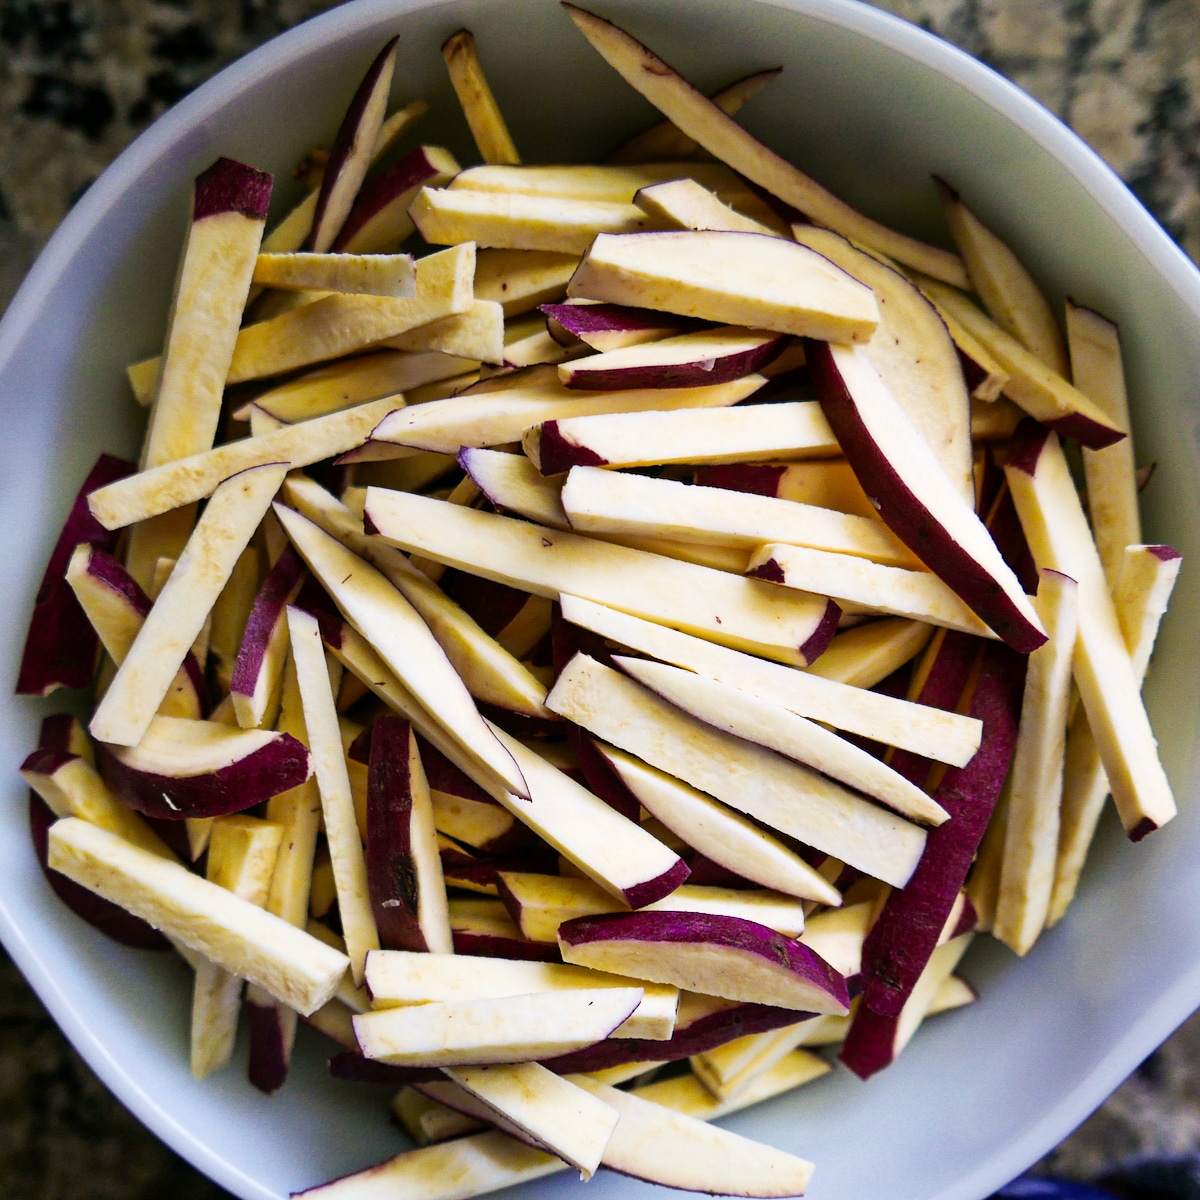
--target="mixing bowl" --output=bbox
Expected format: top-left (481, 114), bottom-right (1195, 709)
top-left (2, 0), bottom-right (1199, 1197)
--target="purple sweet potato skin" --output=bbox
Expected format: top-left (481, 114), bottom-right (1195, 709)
top-left (838, 1002), bottom-right (904, 1080)
top-left (693, 463), bottom-right (787, 497)
top-left (807, 339), bottom-right (1047, 654)
top-left (418, 737), bottom-right (494, 805)
top-left (16, 453), bottom-right (134, 696)
top-left (1046, 411), bottom-right (1126, 451)
top-left (559, 909), bottom-right (848, 1010)
top-left (539, 303), bottom-right (694, 341)
top-left (798, 598), bottom-right (842, 665)
top-left (854, 641), bottom-right (1026, 1024)
top-left (97, 732), bottom-right (310, 819)
top-left (246, 996), bottom-right (291, 1094)
top-left (306, 37), bottom-right (399, 252)
top-left (539, 1000), bottom-right (809, 1073)
top-left (192, 157), bottom-right (273, 222)
top-left (450, 928), bottom-right (561, 961)
top-left (623, 858), bottom-right (691, 910)
top-left (332, 144), bottom-right (441, 252)
top-left (534, 421), bottom-right (609, 475)
top-left (1149, 544), bottom-right (1183, 562)
top-left (327, 1052), bottom-right (441, 1085)
top-left (440, 570), bottom-right (529, 637)
top-left (30, 792), bottom-right (169, 950)
top-left (560, 335), bottom-right (786, 391)
top-left (365, 714), bottom-right (428, 951)
top-left (230, 546), bottom-right (305, 698)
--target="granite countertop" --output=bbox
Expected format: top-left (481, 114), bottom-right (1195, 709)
top-left (1, 0), bottom-right (1198, 1195)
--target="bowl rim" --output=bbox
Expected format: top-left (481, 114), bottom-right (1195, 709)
top-left (3, 0), bottom-right (1200, 1197)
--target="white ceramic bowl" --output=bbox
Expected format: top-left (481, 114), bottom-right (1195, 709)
top-left (3, 1), bottom-right (1200, 1197)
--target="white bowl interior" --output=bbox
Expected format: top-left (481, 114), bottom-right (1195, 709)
top-left (2, 1), bottom-right (1200, 1198)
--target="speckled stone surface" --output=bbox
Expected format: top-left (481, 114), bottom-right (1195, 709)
top-left (0, 0), bottom-right (1198, 1195)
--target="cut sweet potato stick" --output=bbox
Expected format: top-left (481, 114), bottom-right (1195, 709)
top-left (598, 746), bottom-right (842, 904)
top-left (306, 38), bottom-right (399, 253)
top-left (474, 248), bottom-right (580, 315)
top-left (230, 545), bottom-right (306, 729)
top-left (447, 1062), bottom-right (619, 1179)
top-left (393, 1087), bottom-right (486, 1146)
top-left (281, 474), bottom-right (548, 718)
top-left (642, 1050), bottom-right (830, 1117)
top-left (749, 542), bottom-right (994, 638)
top-left (441, 29), bottom-right (520, 165)
top-left (91, 463), bottom-right (287, 746)
top-left (859, 640), bottom-right (1025, 1018)
top-left (252, 252), bottom-right (415, 297)
top-left (1004, 424), bottom-right (1176, 838)
top-left (635, 177), bottom-right (782, 236)
top-left (89, 398), bottom-right (398, 530)
top-left (287, 606), bottom-right (379, 985)
top-left (569, 230), bottom-right (879, 343)
top-left (47, 818), bottom-right (347, 1014)
top-left (993, 571), bottom-right (1078, 954)
top-left (792, 224), bottom-right (975, 505)
top-left (561, 597), bottom-right (980, 764)
top-left (1049, 544), bottom-right (1181, 923)
top-left (364, 714), bottom-right (453, 954)
top-left (378, 300), bottom-right (505, 362)
top-left (562, 3), bottom-right (967, 287)
top-left (803, 618), bottom-right (933, 688)
top-left (918, 279), bottom-right (1125, 449)
top-left (548, 654), bottom-right (927, 887)
top-left (274, 503), bottom-right (528, 796)
top-left (208, 546), bottom-right (260, 690)
top-left (362, 489), bottom-right (839, 666)
top-left (227, 244), bottom-right (475, 383)
top-left (365, 951), bottom-right (678, 1041)
top-left (605, 67), bottom-right (781, 163)
top-left (841, 932), bottom-right (973, 1079)
top-left (1066, 300), bottom-right (1141, 590)
top-left (191, 814), bottom-right (283, 1079)
top-left (65, 545), bottom-right (204, 719)
top-left (936, 180), bottom-right (1068, 377)
top-left (364, 367), bottom-right (761, 459)
top-left (353, 987), bottom-right (644, 1066)
top-left (559, 464), bottom-right (919, 566)
top-left (16, 453), bottom-right (133, 696)
top-left (807, 340), bottom-right (1046, 653)
top-left (527, 400), bottom-right (838, 474)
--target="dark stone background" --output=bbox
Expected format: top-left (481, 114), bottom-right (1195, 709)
top-left (1, 0), bottom-right (1198, 1194)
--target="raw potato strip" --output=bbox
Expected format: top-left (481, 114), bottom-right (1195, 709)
top-left (365, 366), bottom-right (761, 456)
top-left (280, 475), bottom-right (548, 717)
top-left (362, 490), bottom-right (839, 666)
top-left (526, 401), bottom-right (840, 472)
top-left (806, 618), bottom-right (933, 688)
top-left (486, 727), bottom-right (688, 909)
top-left (548, 654), bottom-right (927, 887)
top-left (1004, 426), bottom-right (1176, 838)
top-left (411, 187), bottom-right (657, 255)
top-left (306, 38), bottom-right (399, 252)
top-left (1067, 301), bottom-right (1140, 588)
top-left (791, 224), bottom-right (975, 505)
top-left (635, 178), bottom-right (780, 236)
top-left (562, 3), bottom-right (967, 287)
top-left (446, 1063), bottom-right (618, 1179)
top-left (379, 301), bottom-right (504, 362)
top-left (474, 249), bottom-right (580, 316)
top-left (561, 597), bottom-right (979, 765)
top-left (208, 545), bottom-right (260, 690)
top-left (936, 180), bottom-right (1068, 377)
top-left (20, 752), bottom-right (177, 860)
top-left (191, 815), bottom-right (283, 1079)
top-left (65, 544), bottom-right (204, 719)
top-left (992, 570), bottom-right (1079, 954)
top-left (639, 1050), bottom-right (830, 1117)
top-left (441, 30), bottom-right (520, 165)
top-left (569, 1074), bottom-right (815, 1197)
top-left (599, 746), bottom-right (842, 904)
top-left (252, 252), bottom-right (416, 297)
top-left (88, 397), bottom-right (399, 530)
top-left (614, 656), bottom-right (948, 825)
top-left (90, 463), bottom-right (287, 747)
top-left (808, 341), bottom-right (1046, 653)
top-left (353, 988), bottom-right (644, 1066)
top-left (606, 68), bottom-right (781, 163)
top-left (287, 607), bottom-right (379, 985)
top-left (749, 543), bottom-right (993, 638)
top-left (560, 467), bottom-right (921, 568)
top-left (227, 245), bottom-right (476, 383)
top-left (568, 231), bottom-right (880, 344)
top-left (274, 504), bottom-right (527, 797)
top-left (46, 819), bottom-right (347, 1014)
top-left (140, 158), bottom-right (273, 469)
top-left (919, 279), bottom-right (1125, 449)
top-left (1049, 545), bottom-right (1181, 923)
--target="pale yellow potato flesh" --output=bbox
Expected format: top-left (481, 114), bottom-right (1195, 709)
top-left (252, 252), bottom-right (416, 297)
top-left (441, 30), bottom-right (521, 165)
